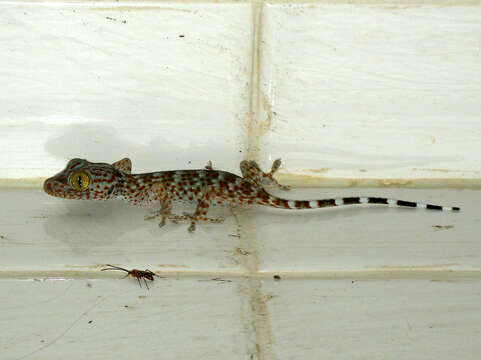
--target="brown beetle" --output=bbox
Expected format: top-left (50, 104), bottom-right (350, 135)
top-left (101, 264), bottom-right (158, 289)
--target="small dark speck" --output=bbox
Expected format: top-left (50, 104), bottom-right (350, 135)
top-left (239, 150), bottom-right (242, 153)
top-left (352, 280), bottom-right (355, 284)
top-left (273, 275), bottom-right (281, 281)
top-left (188, 161), bottom-right (191, 164)
top-left (86, 282), bottom-right (92, 288)
top-left (40, 340), bottom-right (45, 343)
top-left (124, 305), bottom-right (129, 308)
top-left (122, 20), bottom-right (127, 24)
top-left (0, 234), bottom-right (6, 239)
top-left (179, 34), bottom-right (185, 38)
top-left (88, 320), bottom-right (93, 324)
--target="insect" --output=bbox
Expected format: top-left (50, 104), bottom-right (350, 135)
top-left (44, 157), bottom-right (460, 232)
top-left (101, 264), bottom-right (158, 289)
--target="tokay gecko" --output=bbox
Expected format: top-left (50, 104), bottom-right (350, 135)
top-left (44, 158), bottom-right (460, 232)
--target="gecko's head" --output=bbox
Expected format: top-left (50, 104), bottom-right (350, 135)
top-left (44, 158), bottom-right (123, 200)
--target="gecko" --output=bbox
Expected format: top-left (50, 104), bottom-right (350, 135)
top-left (43, 158), bottom-right (460, 232)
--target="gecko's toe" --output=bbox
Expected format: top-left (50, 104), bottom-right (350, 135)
top-left (170, 213), bottom-right (189, 223)
top-left (272, 158), bottom-right (282, 170)
top-left (210, 216), bottom-right (225, 223)
top-left (188, 223), bottom-right (196, 232)
top-left (145, 210), bottom-right (161, 221)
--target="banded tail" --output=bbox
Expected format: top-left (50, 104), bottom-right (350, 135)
top-left (261, 195), bottom-right (460, 212)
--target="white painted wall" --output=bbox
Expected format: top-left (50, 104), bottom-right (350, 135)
top-left (0, 2), bottom-right (479, 360)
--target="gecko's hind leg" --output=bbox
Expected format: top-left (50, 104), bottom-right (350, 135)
top-left (240, 158), bottom-right (290, 191)
top-left (183, 186), bottom-right (224, 232)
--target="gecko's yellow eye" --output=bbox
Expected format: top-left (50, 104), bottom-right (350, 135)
top-left (70, 171), bottom-right (90, 191)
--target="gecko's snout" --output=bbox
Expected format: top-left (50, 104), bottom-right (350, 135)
top-left (43, 177), bottom-right (56, 196)
top-left (43, 173), bottom-right (67, 196)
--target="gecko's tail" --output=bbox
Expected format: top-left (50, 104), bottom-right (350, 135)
top-left (259, 195), bottom-right (460, 212)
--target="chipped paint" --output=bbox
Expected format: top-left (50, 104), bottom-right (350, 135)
top-left (432, 225), bottom-right (455, 230)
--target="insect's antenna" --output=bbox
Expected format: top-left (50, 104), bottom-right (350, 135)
top-left (101, 264), bottom-right (130, 273)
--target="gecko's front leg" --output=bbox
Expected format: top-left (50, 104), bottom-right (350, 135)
top-left (184, 185), bottom-right (224, 232)
top-left (144, 183), bottom-right (189, 228)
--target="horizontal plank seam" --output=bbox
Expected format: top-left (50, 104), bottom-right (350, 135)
top-left (1, 269), bottom-right (480, 280)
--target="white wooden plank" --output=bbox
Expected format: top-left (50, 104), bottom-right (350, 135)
top-left (265, 278), bottom-right (481, 360)
top-left (0, 189), bottom-right (246, 271)
top-left (1, 188), bottom-right (478, 271)
top-left (0, 1), bottom-right (252, 179)
top-left (260, 4), bottom-right (481, 180)
top-left (0, 277), bottom-right (248, 360)
top-left (254, 188), bottom-right (480, 271)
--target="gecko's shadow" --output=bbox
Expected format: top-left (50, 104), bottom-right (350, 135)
top-left (42, 122), bottom-right (242, 249)
top-left (44, 122), bottom-right (244, 173)
top-left (43, 200), bottom-right (148, 254)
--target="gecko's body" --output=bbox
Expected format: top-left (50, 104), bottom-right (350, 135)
top-left (44, 158), bottom-right (460, 232)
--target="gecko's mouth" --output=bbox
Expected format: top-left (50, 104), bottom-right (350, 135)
top-left (43, 174), bottom-right (67, 197)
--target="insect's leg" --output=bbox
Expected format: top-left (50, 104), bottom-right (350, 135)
top-left (144, 278), bottom-right (149, 290)
top-left (240, 158), bottom-right (290, 190)
top-left (184, 185), bottom-right (224, 232)
top-left (137, 277), bottom-right (142, 288)
top-left (122, 273), bottom-right (130, 279)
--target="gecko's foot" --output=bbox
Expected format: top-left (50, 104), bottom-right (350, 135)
top-left (144, 209), bottom-right (161, 221)
top-left (169, 213), bottom-right (189, 224)
top-left (184, 213), bottom-right (225, 224)
top-left (183, 214), bottom-right (224, 231)
top-left (208, 216), bottom-right (225, 224)
top-left (268, 158), bottom-right (290, 190)
top-left (158, 218), bottom-right (166, 228)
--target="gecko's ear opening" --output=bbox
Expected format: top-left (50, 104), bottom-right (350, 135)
top-left (112, 158), bottom-right (132, 174)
